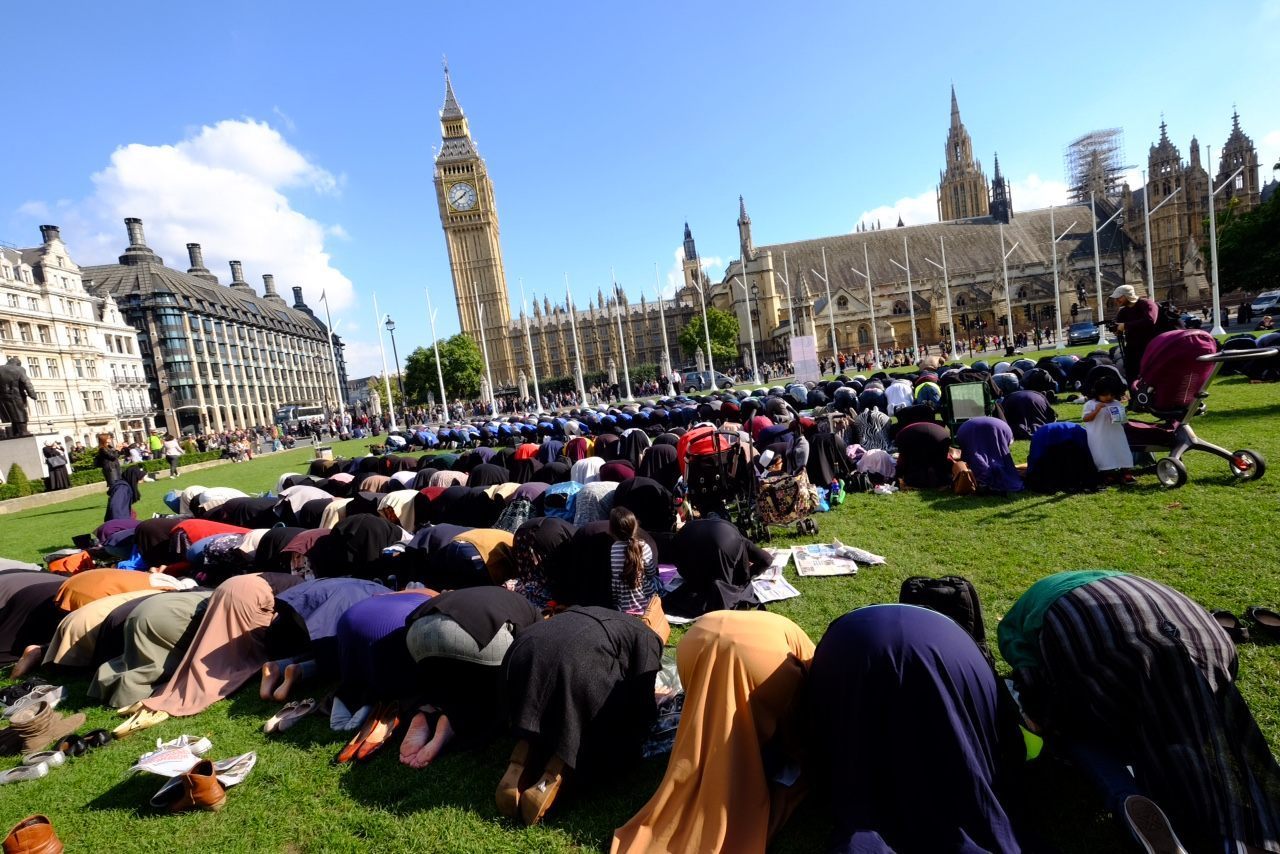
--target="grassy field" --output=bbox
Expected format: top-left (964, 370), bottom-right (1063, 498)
top-left (1, 368), bottom-right (1278, 852)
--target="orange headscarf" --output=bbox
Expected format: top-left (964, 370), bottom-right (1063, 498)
top-left (611, 610), bottom-right (815, 854)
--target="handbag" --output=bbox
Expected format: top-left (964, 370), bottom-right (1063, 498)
top-left (46, 454), bottom-right (67, 468)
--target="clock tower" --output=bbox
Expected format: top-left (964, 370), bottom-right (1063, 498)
top-left (434, 64), bottom-right (515, 384)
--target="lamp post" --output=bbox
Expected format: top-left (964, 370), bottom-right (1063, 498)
top-left (776, 251), bottom-right (795, 350)
top-left (1049, 207), bottom-right (1078, 351)
top-left (424, 290), bottom-right (449, 424)
top-left (810, 247), bottom-right (838, 361)
top-left (564, 274), bottom-right (587, 404)
top-left (731, 268), bottom-right (759, 381)
top-left (383, 315), bottom-right (405, 404)
top-left (611, 272), bottom-right (632, 401)
top-left (1206, 145), bottom-right (1245, 337)
top-left (518, 278), bottom-right (542, 413)
top-left (473, 290), bottom-right (497, 418)
top-left (888, 235), bottom-right (920, 356)
top-left (690, 271), bottom-right (716, 384)
top-left (1090, 191), bottom-right (1125, 323)
top-left (924, 236), bottom-right (957, 356)
top-left (319, 290), bottom-right (345, 427)
top-left (998, 224), bottom-right (1020, 346)
top-left (1141, 168), bottom-right (1183, 300)
top-left (849, 243), bottom-right (880, 370)
top-left (371, 293), bottom-right (397, 432)
top-left (654, 264), bottom-right (674, 396)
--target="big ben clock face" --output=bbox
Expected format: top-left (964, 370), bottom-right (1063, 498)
top-left (448, 182), bottom-right (478, 211)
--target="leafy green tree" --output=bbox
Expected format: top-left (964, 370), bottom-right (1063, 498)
top-left (404, 335), bottom-right (484, 403)
top-left (1215, 191), bottom-right (1280, 293)
top-left (678, 307), bottom-right (739, 364)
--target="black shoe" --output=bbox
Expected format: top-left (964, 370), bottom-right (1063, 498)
top-left (1123, 795), bottom-right (1188, 854)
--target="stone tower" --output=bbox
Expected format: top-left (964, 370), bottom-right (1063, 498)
top-left (681, 222), bottom-right (704, 290)
top-left (434, 63), bottom-right (515, 383)
top-left (1145, 121), bottom-right (1188, 298)
top-left (937, 85), bottom-right (990, 221)
top-left (1215, 110), bottom-right (1261, 213)
top-left (989, 153), bottom-right (1012, 224)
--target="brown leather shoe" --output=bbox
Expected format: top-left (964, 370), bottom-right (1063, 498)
top-left (495, 739), bottom-right (535, 819)
top-left (2, 814), bottom-right (63, 854)
top-left (168, 760), bottom-right (226, 813)
top-left (519, 755), bottom-right (567, 826)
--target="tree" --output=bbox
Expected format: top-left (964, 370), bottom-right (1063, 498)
top-left (1215, 191), bottom-right (1280, 293)
top-left (678, 307), bottom-right (739, 365)
top-left (404, 335), bottom-right (483, 403)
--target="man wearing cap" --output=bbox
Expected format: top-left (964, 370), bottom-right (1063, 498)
top-left (1110, 284), bottom-right (1158, 379)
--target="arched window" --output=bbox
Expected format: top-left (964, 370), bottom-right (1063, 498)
top-left (836, 295), bottom-right (849, 310)
top-left (857, 325), bottom-right (869, 345)
top-left (1016, 286), bottom-right (1027, 299)
top-left (956, 294), bottom-right (967, 307)
top-left (892, 300), bottom-right (907, 315)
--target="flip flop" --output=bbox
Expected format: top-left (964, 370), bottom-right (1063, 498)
top-left (112, 709), bottom-right (170, 738)
top-left (355, 706), bottom-right (400, 763)
top-left (1212, 610), bottom-right (1249, 643)
top-left (1246, 607), bottom-right (1280, 638)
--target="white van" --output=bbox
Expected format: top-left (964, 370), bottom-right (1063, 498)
top-left (1250, 290), bottom-right (1280, 315)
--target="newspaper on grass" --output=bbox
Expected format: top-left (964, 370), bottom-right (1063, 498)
top-left (751, 548), bottom-right (801, 603)
top-left (793, 539), bottom-right (886, 577)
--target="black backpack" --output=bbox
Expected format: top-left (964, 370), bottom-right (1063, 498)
top-left (1155, 299), bottom-right (1184, 333)
top-left (899, 575), bottom-right (994, 666)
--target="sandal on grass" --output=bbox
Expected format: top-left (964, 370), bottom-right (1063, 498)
top-left (1246, 607), bottom-right (1280, 638)
top-left (1212, 611), bottom-right (1249, 643)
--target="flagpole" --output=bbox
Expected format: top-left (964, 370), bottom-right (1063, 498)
top-left (565, 273), bottom-right (587, 404)
top-left (611, 269), bottom-right (632, 401)
top-left (425, 289), bottom-right (449, 424)
top-left (654, 263), bottom-right (674, 396)
top-left (372, 293), bottom-right (397, 432)
top-left (473, 289), bottom-right (497, 418)
top-left (319, 290), bottom-right (345, 429)
top-left (519, 278), bottom-right (541, 414)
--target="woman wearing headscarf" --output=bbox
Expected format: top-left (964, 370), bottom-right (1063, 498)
top-left (89, 588), bottom-right (214, 711)
top-left (116, 573), bottom-right (302, 734)
top-left (425, 528), bottom-right (514, 590)
top-left (618, 430), bottom-right (651, 470)
top-left (498, 606), bottom-right (663, 826)
top-left (612, 611), bottom-right (814, 853)
top-left (95, 433), bottom-right (122, 487)
top-left (599, 460), bottom-right (636, 483)
top-left (571, 457), bottom-right (605, 485)
top-left (41, 588), bottom-right (163, 669)
top-left (315, 515), bottom-right (409, 579)
top-left (0, 571), bottom-right (71, 672)
top-left (809, 605), bottom-right (1025, 853)
top-left (467, 463), bottom-right (508, 488)
top-left (509, 517), bottom-right (575, 609)
top-left (956, 416), bottom-right (1025, 494)
top-left (894, 422), bottom-right (954, 489)
top-left (1000, 571), bottom-right (1280, 854)
top-left (253, 527), bottom-right (308, 572)
top-left (635, 443), bottom-right (680, 492)
top-left (856, 407), bottom-right (891, 452)
top-left (1001, 389), bottom-right (1057, 441)
top-left (277, 485), bottom-right (332, 526)
top-left (507, 456), bottom-right (542, 485)
top-left (378, 490), bottom-right (418, 532)
top-left (612, 477), bottom-right (674, 533)
top-left (43, 441), bottom-right (71, 491)
top-left (400, 587), bottom-right (542, 768)
top-left (662, 519), bottom-right (769, 620)
top-left (532, 460), bottom-right (571, 485)
top-left (104, 465), bottom-right (147, 523)
top-left (573, 481), bottom-right (619, 526)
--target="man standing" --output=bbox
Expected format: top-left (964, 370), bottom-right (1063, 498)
top-left (0, 357), bottom-right (37, 439)
top-left (1111, 285), bottom-right (1159, 379)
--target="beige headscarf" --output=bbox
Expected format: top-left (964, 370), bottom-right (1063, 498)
top-left (43, 589), bottom-right (162, 667)
top-left (612, 610), bottom-right (815, 854)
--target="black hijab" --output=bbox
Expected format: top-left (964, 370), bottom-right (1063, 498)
top-left (467, 463), bottom-right (508, 488)
top-left (318, 515), bottom-right (404, 578)
top-left (894, 422), bottom-right (954, 489)
top-left (635, 444), bottom-right (680, 491)
top-left (255, 527), bottom-right (307, 571)
top-left (619, 430), bottom-right (651, 470)
top-left (612, 477), bottom-right (674, 533)
top-left (508, 457), bottom-right (542, 484)
top-left (662, 519), bottom-right (760, 619)
top-left (532, 461), bottom-right (571, 484)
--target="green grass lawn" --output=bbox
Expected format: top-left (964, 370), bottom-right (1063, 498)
top-left (1, 373), bottom-right (1278, 852)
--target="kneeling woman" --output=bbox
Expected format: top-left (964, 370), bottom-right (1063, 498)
top-left (999, 571), bottom-right (1280, 853)
top-left (612, 611), bottom-right (814, 853)
top-left (808, 605), bottom-right (1025, 853)
top-left (499, 606), bottom-right (663, 826)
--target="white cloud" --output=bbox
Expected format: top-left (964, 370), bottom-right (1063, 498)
top-left (663, 246), bottom-right (724, 297)
top-left (852, 172), bottom-right (1073, 232)
top-left (17, 200), bottom-right (49, 218)
top-left (326, 224), bottom-right (351, 240)
top-left (271, 106), bottom-right (297, 133)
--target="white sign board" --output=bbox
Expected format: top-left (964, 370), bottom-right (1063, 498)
top-left (790, 335), bottom-right (820, 383)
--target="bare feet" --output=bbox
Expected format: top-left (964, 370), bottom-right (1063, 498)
top-left (10, 645), bottom-right (43, 680)
top-left (272, 663), bottom-right (303, 703)
top-left (260, 662), bottom-right (282, 701)
top-left (410, 713), bottom-right (454, 768)
top-left (399, 711), bottom-right (431, 766)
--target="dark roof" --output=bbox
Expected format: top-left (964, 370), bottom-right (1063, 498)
top-left (743, 204), bottom-right (1128, 296)
top-left (82, 258), bottom-right (330, 341)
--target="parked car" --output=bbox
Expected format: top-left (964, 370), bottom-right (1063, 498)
top-left (1067, 321), bottom-right (1102, 346)
top-left (681, 370), bottom-right (735, 390)
top-left (1250, 290), bottom-right (1280, 317)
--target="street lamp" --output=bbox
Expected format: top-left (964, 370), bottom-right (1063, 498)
top-left (1206, 144), bottom-right (1245, 336)
top-left (1141, 168), bottom-right (1183, 299)
top-left (730, 267), bottom-right (759, 381)
top-left (1090, 191), bottom-right (1125, 324)
top-left (849, 243), bottom-right (881, 370)
top-left (924, 236), bottom-right (957, 356)
top-left (998, 224), bottom-right (1020, 348)
top-left (888, 235), bottom-right (920, 356)
top-left (1049, 207), bottom-right (1078, 351)
top-left (383, 315), bottom-right (405, 404)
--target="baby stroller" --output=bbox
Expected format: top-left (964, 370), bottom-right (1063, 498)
top-left (754, 449), bottom-right (819, 541)
top-left (679, 426), bottom-right (758, 532)
top-left (1125, 329), bottom-right (1276, 488)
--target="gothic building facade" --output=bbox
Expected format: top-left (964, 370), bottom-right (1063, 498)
top-left (1121, 113), bottom-right (1263, 302)
top-left (937, 86), bottom-right (991, 222)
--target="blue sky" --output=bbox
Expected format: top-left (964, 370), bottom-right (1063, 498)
top-left (3, 0), bottom-right (1276, 374)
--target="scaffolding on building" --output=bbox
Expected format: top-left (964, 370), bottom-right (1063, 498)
top-left (1065, 129), bottom-right (1133, 203)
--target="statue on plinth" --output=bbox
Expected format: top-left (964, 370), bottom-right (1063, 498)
top-left (0, 357), bottom-right (38, 439)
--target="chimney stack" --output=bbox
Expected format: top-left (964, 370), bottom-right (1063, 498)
top-left (230, 261), bottom-right (244, 282)
top-left (39, 225), bottom-right (61, 244)
top-left (292, 286), bottom-right (306, 308)
top-left (125, 217), bottom-right (147, 248)
top-left (187, 243), bottom-right (206, 271)
top-left (262, 274), bottom-right (277, 296)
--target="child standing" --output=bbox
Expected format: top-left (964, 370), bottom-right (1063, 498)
top-left (1081, 376), bottom-right (1135, 484)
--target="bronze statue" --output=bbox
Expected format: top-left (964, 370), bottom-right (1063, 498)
top-left (0, 357), bottom-right (38, 439)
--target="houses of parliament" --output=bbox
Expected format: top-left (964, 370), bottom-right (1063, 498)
top-left (434, 71), bottom-right (1269, 388)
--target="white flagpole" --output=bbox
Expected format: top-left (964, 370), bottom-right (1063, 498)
top-left (519, 278), bottom-right (541, 414)
top-left (565, 273), bottom-right (587, 404)
top-left (612, 269), bottom-right (632, 401)
top-left (319, 290), bottom-right (345, 428)
top-left (425, 290), bottom-right (449, 424)
top-left (372, 293), bottom-right (397, 432)
top-left (473, 290), bottom-right (497, 418)
top-left (654, 263), bottom-right (673, 396)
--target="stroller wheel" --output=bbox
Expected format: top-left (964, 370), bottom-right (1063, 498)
top-left (1229, 449), bottom-right (1266, 481)
top-left (1155, 457), bottom-right (1188, 489)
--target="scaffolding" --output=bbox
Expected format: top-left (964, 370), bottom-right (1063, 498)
top-left (1065, 129), bottom-right (1133, 203)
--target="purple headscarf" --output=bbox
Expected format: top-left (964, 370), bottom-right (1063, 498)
top-left (956, 416), bottom-right (1024, 493)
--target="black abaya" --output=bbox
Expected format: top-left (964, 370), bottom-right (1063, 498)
top-left (662, 519), bottom-right (764, 619)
